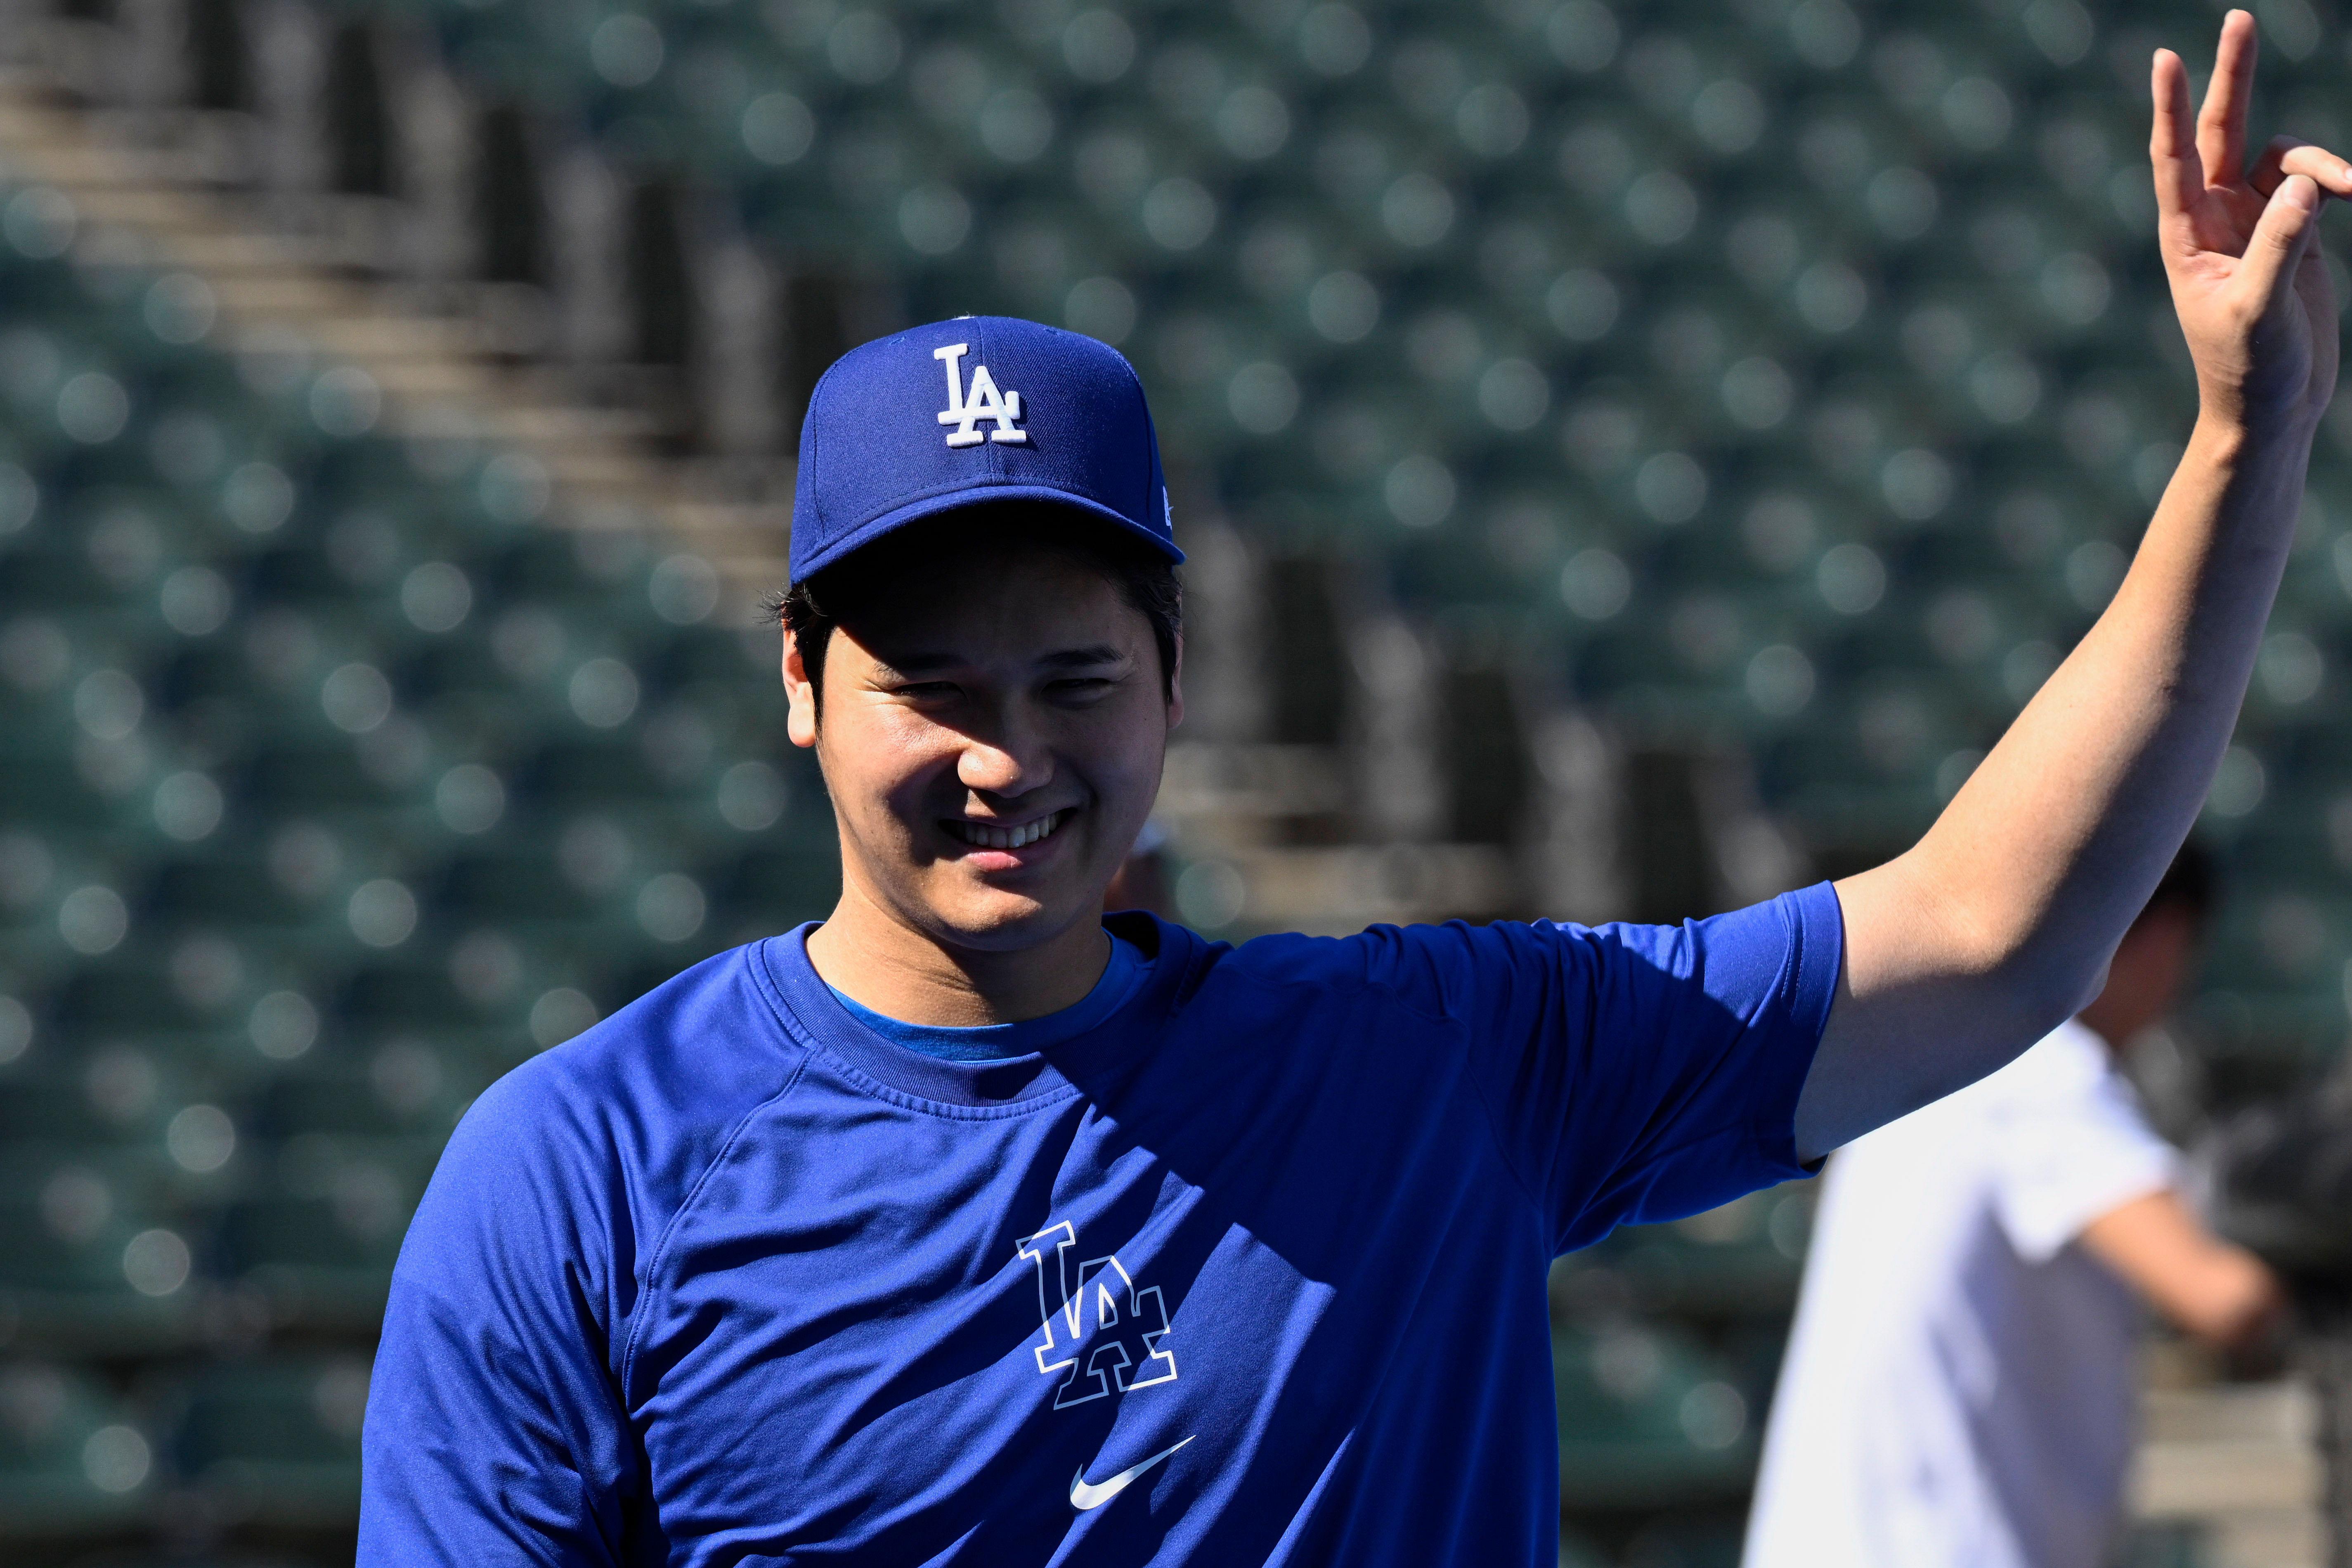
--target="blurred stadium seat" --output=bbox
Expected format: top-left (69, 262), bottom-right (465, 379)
top-left (151, 1353), bottom-right (371, 1525)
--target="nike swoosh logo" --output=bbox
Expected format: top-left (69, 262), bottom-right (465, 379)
top-left (1069, 1435), bottom-right (1195, 1511)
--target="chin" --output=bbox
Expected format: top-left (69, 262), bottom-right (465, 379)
top-left (919, 884), bottom-right (1093, 953)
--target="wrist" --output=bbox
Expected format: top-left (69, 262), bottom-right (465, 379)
top-left (2186, 406), bottom-right (2315, 468)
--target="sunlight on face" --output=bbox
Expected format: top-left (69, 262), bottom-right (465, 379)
top-left (786, 545), bottom-right (1178, 953)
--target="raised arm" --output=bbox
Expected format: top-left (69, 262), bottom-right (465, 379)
top-left (1794, 11), bottom-right (2349, 1159)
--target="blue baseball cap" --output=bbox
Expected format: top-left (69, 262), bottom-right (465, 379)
top-left (788, 316), bottom-right (1182, 582)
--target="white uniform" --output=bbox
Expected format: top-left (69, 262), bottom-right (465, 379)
top-left (1744, 1020), bottom-right (2180, 1568)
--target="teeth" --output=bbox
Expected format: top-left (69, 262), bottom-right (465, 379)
top-left (954, 810), bottom-right (1067, 850)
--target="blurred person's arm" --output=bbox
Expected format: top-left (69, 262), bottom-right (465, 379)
top-left (2081, 1189), bottom-right (2284, 1348)
top-left (1796, 12), bottom-right (2351, 1160)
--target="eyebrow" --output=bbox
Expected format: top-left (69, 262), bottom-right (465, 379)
top-left (1038, 644), bottom-right (1128, 669)
top-left (870, 644), bottom-right (1130, 679)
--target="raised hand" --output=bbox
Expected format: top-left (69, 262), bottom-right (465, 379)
top-left (2153, 10), bottom-right (2350, 431)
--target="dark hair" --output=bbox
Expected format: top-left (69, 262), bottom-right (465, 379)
top-left (2142, 839), bottom-right (2218, 928)
top-left (768, 504), bottom-right (1182, 716)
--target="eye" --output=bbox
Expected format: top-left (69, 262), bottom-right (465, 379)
top-left (890, 680), bottom-right (962, 701)
top-left (1046, 676), bottom-right (1118, 700)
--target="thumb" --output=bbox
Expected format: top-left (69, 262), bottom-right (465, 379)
top-left (2242, 173), bottom-right (2323, 312)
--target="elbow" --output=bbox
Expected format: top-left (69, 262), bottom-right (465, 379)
top-left (1969, 876), bottom-right (2127, 1038)
top-left (1983, 945), bottom-right (2107, 1048)
top-left (1908, 865), bottom-right (2111, 1043)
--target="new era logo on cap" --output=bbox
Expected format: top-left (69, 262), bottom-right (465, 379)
top-left (790, 316), bottom-right (1181, 582)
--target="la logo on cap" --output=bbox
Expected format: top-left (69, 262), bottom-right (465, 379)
top-left (934, 343), bottom-right (1028, 447)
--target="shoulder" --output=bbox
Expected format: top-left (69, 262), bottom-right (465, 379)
top-left (462, 940), bottom-right (804, 1161)
top-left (1979, 1018), bottom-right (2118, 1106)
top-left (407, 942), bottom-right (809, 1288)
top-left (1199, 917), bottom-right (1625, 1024)
top-left (1234, 888), bottom-right (1829, 998)
top-left (1206, 921), bottom-right (1493, 1014)
top-left (1971, 1019), bottom-right (2170, 1164)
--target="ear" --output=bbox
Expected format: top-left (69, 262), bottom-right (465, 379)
top-left (782, 626), bottom-right (819, 749)
top-left (1165, 632), bottom-right (1185, 731)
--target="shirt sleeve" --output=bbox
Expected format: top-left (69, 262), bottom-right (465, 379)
top-left (1366, 882), bottom-right (1844, 1253)
top-left (1986, 1029), bottom-right (2181, 1263)
top-left (359, 1067), bottom-right (639, 1566)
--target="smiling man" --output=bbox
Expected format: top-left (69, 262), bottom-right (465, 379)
top-left (778, 500), bottom-right (1185, 1034)
top-left (362, 17), bottom-right (2345, 1566)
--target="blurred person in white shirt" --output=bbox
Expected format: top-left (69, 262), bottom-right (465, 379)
top-left (1745, 844), bottom-right (2281, 1568)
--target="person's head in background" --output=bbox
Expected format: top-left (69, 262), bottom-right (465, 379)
top-left (2078, 842), bottom-right (2217, 1053)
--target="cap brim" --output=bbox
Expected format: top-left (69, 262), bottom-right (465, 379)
top-left (789, 482), bottom-right (1185, 581)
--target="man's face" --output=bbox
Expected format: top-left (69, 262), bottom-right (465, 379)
top-left (785, 544), bottom-right (1178, 953)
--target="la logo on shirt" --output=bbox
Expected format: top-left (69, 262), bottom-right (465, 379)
top-left (1018, 1220), bottom-right (1178, 1409)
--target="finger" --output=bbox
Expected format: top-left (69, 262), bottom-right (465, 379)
top-left (2248, 135), bottom-right (2306, 195)
top-left (2279, 140), bottom-right (2352, 198)
top-left (2242, 173), bottom-right (2323, 317)
top-left (2151, 49), bottom-right (2205, 221)
top-left (2195, 9), bottom-right (2259, 188)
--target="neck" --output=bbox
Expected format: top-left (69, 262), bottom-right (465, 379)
top-left (805, 882), bottom-right (1110, 1027)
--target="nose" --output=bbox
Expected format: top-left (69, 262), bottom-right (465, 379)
top-left (956, 710), bottom-right (1054, 799)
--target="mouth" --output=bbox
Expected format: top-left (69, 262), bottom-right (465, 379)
top-left (941, 807), bottom-right (1077, 851)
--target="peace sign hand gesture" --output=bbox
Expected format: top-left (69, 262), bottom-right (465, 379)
top-left (2153, 10), bottom-right (2348, 433)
